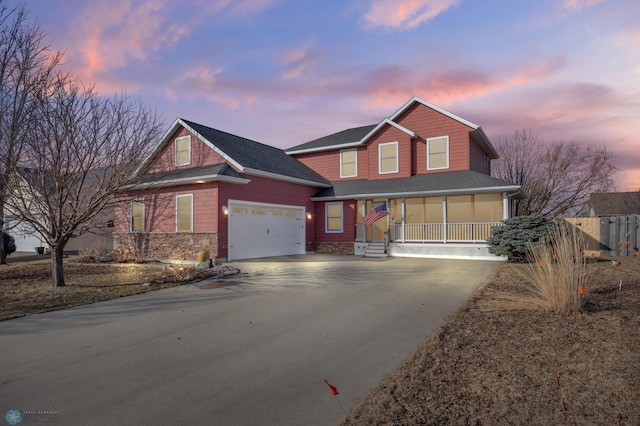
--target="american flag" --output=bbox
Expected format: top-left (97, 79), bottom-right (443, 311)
top-left (363, 202), bottom-right (389, 228)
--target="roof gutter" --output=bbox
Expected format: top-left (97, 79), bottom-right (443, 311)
top-left (285, 141), bottom-right (362, 155)
top-left (121, 174), bottom-right (250, 190)
top-left (311, 185), bottom-right (522, 201)
top-left (244, 168), bottom-right (331, 188)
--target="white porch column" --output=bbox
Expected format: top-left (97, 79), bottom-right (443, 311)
top-left (502, 192), bottom-right (509, 219)
top-left (361, 201), bottom-right (367, 242)
top-left (400, 197), bottom-right (405, 243)
top-left (442, 195), bottom-right (448, 243)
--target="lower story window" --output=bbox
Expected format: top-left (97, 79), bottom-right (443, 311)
top-left (325, 202), bottom-right (343, 233)
top-left (131, 200), bottom-right (144, 232)
top-left (176, 194), bottom-right (193, 232)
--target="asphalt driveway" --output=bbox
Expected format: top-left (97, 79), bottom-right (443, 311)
top-left (0, 255), bottom-right (500, 425)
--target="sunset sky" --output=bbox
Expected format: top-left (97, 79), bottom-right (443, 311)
top-left (9, 0), bottom-right (640, 190)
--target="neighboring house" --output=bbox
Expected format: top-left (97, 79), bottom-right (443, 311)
top-left (3, 168), bottom-right (114, 254)
top-left (588, 192), bottom-right (640, 217)
top-left (2, 215), bottom-right (45, 252)
top-left (114, 96), bottom-right (520, 262)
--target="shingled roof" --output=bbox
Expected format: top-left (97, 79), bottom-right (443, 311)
top-left (589, 192), bottom-right (640, 216)
top-left (181, 119), bottom-right (330, 186)
top-left (139, 119), bottom-right (330, 187)
top-left (311, 170), bottom-right (520, 200)
top-left (285, 96), bottom-right (498, 159)
top-left (285, 124), bottom-right (377, 154)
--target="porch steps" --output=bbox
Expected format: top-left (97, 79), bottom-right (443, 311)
top-left (363, 242), bottom-right (389, 258)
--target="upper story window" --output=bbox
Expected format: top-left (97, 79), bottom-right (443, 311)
top-left (176, 194), bottom-right (193, 232)
top-left (175, 135), bottom-right (191, 166)
top-left (325, 202), bottom-right (343, 233)
top-left (379, 142), bottom-right (398, 174)
top-left (340, 149), bottom-right (357, 178)
top-left (427, 136), bottom-right (449, 170)
top-left (131, 200), bottom-right (144, 232)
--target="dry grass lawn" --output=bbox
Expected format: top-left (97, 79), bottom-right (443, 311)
top-left (342, 256), bottom-right (640, 425)
top-left (0, 256), bottom-right (236, 321)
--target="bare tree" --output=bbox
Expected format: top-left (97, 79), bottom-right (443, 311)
top-left (0, 1), bottom-right (64, 264)
top-left (5, 77), bottom-right (164, 287)
top-left (492, 129), bottom-right (617, 218)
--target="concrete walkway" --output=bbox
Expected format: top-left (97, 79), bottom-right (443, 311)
top-left (0, 255), bottom-right (500, 425)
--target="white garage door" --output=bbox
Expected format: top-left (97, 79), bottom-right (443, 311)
top-left (228, 200), bottom-right (306, 261)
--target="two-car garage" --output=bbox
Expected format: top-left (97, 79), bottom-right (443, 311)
top-left (227, 200), bottom-right (307, 261)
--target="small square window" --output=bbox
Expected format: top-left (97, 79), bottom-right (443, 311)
top-left (340, 149), bottom-right (357, 178)
top-left (427, 136), bottom-right (449, 170)
top-left (379, 142), bottom-right (398, 174)
top-left (175, 136), bottom-right (191, 166)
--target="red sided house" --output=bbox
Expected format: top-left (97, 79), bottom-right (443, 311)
top-left (114, 96), bottom-right (520, 262)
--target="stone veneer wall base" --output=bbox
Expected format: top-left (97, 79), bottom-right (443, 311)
top-left (114, 232), bottom-right (218, 263)
top-left (314, 242), bottom-right (354, 255)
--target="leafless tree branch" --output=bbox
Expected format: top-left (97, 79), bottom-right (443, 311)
top-left (492, 129), bottom-right (618, 218)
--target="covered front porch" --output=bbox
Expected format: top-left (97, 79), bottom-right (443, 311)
top-left (353, 193), bottom-right (512, 260)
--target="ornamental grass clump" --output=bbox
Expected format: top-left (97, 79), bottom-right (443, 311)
top-left (487, 222), bottom-right (588, 314)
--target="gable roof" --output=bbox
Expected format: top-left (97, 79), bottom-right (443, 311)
top-left (311, 170), bottom-right (520, 200)
top-left (589, 192), bottom-right (640, 216)
top-left (285, 96), bottom-right (498, 159)
top-left (139, 119), bottom-right (330, 187)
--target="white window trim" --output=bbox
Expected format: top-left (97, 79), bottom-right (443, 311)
top-left (176, 194), bottom-right (193, 232)
top-left (427, 135), bottom-right (449, 170)
top-left (175, 135), bottom-right (191, 166)
top-left (378, 141), bottom-right (398, 174)
top-left (131, 199), bottom-right (145, 233)
top-left (325, 201), bottom-right (343, 233)
top-left (340, 148), bottom-right (358, 178)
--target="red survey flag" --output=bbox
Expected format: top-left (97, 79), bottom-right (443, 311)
top-left (324, 379), bottom-right (339, 395)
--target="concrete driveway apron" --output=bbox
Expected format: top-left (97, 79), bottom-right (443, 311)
top-left (0, 255), bottom-right (500, 425)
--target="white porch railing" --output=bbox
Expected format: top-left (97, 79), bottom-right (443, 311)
top-left (388, 222), bottom-right (502, 243)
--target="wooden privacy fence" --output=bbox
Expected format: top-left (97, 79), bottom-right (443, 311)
top-left (565, 215), bottom-right (640, 257)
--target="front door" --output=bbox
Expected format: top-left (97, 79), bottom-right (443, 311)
top-left (366, 200), bottom-right (388, 242)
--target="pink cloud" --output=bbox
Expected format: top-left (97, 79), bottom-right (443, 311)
top-left (70, 0), bottom-right (189, 93)
top-left (69, 0), bottom-right (278, 94)
top-left (225, 0), bottom-right (280, 16)
top-left (563, 0), bottom-right (606, 10)
top-left (280, 43), bottom-right (323, 80)
top-left (364, 0), bottom-right (462, 29)
top-left (358, 56), bottom-right (565, 112)
top-left (173, 66), bottom-right (225, 91)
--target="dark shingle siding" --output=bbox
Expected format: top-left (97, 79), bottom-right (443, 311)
top-left (285, 124), bottom-right (377, 153)
top-left (181, 119), bottom-right (329, 186)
